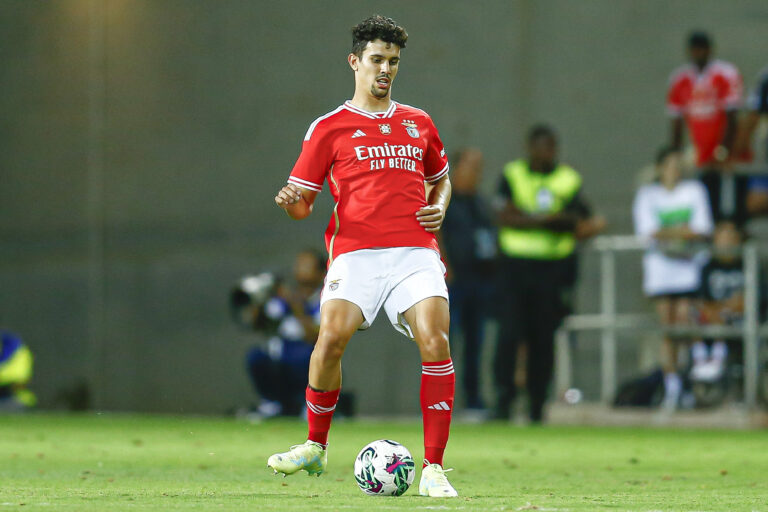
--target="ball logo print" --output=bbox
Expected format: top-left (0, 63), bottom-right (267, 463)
top-left (355, 446), bottom-right (382, 494)
top-left (353, 440), bottom-right (415, 496)
top-left (378, 123), bottom-right (391, 135)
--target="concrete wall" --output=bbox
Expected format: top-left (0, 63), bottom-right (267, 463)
top-left (1, 0), bottom-right (767, 413)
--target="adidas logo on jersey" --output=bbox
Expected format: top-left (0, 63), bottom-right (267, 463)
top-left (351, 130), bottom-right (366, 138)
top-left (427, 401), bottom-right (451, 411)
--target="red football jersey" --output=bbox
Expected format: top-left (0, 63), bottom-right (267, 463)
top-left (667, 60), bottom-right (742, 166)
top-left (288, 101), bottom-right (449, 262)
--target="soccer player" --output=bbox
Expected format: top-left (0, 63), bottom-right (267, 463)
top-left (267, 15), bottom-right (457, 497)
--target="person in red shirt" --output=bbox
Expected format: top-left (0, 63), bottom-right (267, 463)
top-left (667, 31), bottom-right (742, 168)
top-left (268, 15), bottom-right (457, 497)
top-left (668, 31), bottom-right (747, 227)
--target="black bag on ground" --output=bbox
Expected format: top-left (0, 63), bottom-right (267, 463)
top-left (613, 369), bottom-right (664, 407)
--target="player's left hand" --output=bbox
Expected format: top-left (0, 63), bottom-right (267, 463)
top-left (416, 204), bottom-right (445, 232)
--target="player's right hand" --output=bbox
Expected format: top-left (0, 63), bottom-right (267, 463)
top-left (275, 183), bottom-right (302, 208)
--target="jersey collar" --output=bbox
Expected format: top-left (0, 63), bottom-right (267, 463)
top-left (343, 100), bottom-right (397, 119)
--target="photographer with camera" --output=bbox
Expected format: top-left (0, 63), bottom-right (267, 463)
top-left (231, 249), bottom-right (325, 420)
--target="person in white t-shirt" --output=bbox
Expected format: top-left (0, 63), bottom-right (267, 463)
top-left (633, 147), bottom-right (714, 409)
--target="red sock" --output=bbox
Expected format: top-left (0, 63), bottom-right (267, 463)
top-left (420, 359), bottom-right (455, 467)
top-left (306, 386), bottom-right (340, 446)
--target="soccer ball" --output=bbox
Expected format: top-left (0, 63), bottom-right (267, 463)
top-left (353, 439), bottom-right (415, 496)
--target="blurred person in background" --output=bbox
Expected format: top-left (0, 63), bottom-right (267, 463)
top-left (0, 330), bottom-right (36, 412)
top-left (439, 148), bottom-right (496, 417)
top-left (493, 125), bottom-right (604, 423)
top-left (734, 65), bottom-right (768, 216)
top-left (633, 147), bottom-right (713, 410)
top-left (235, 250), bottom-right (324, 420)
top-left (667, 31), bottom-right (747, 227)
top-left (691, 221), bottom-right (746, 384)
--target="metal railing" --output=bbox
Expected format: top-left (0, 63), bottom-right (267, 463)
top-left (555, 235), bottom-right (764, 408)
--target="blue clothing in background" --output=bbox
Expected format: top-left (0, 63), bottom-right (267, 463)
top-left (0, 332), bottom-right (23, 365)
top-left (246, 291), bottom-right (320, 416)
top-left (441, 192), bottom-right (496, 409)
top-left (747, 66), bottom-right (768, 163)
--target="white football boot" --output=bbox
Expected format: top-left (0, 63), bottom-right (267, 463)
top-left (267, 440), bottom-right (327, 477)
top-left (419, 461), bottom-right (458, 497)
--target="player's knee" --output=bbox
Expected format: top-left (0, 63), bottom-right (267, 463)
top-left (313, 329), bottom-right (349, 362)
top-left (313, 342), bottom-right (345, 365)
top-left (418, 330), bottom-right (450, 360)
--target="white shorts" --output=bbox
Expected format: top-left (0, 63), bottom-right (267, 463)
top-left (320, 247), bottom-right (449, 339)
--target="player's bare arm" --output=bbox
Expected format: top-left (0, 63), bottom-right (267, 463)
top-left (418, 175), bottom-right (451, 232)
top-left (274, 183), bottom-right (318, 220)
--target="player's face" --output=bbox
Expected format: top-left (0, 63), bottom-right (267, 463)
top-left (350, 39), bottom-right (400, 99)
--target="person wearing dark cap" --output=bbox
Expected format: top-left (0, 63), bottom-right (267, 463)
top-left (667, 31), bottom-right (747, 227)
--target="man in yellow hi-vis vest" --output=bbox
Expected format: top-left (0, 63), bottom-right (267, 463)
top-left (493, 125), bottom-right (604, 423)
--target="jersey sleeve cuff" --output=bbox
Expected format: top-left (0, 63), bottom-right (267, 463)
top-left (424, 162), bottom-right (450, 183)
top-left (288, 176), bottom-right (323, 192)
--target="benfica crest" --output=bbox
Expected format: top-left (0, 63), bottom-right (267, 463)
top-left (378, 123), bottom-right (391, 135)
top-left (402, 120), bottom-right (420, 138)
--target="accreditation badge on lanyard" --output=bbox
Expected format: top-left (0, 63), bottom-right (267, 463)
top-left (535, 188), bottom-right (554, 212)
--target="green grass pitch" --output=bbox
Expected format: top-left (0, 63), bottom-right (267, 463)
top-left (1, 414), bottom-right (766, 511)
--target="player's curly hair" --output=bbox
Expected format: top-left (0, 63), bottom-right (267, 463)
top-left (351, 15), bottom-right (408, 57)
